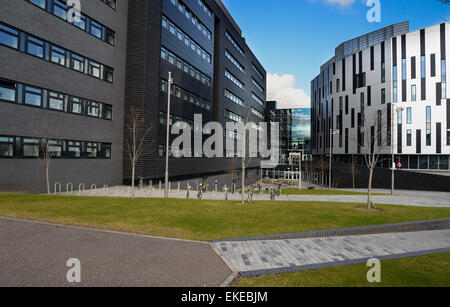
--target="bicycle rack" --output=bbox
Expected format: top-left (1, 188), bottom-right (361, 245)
top-left (78, 183), bottom-right (85, 196)
top-left (54, 182), bottom-right (62, 195)
top-left (90, 184), bottom-right (97, 195)
top-left (103, 185), bottom-right (108, 195)
top-left (66, 183), bottom-right (73, 195)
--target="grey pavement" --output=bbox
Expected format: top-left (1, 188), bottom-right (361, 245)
top-left (77, 186), bottom-right (450, 208)
top-left (0, 217), bottom-right (232, 287)
top-left (212, 230), bottom-right (450, 277)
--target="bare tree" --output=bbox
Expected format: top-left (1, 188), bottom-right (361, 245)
top-left (350, 154), bottom-right (360, 191)
top-left (36, 124), bottom-right (59, 195)
top-left (358, 106), bottom-right (389, 210)
top-left (124, 107), bottom-right (152, 199)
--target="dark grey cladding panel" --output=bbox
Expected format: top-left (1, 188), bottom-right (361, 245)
top-left (162, 0), bottom-right (214, 54)
top-left (161, 33), bottom-right (214, 77)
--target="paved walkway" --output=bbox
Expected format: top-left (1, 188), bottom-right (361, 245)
top-left (212, 230), bottom-right (450, 277)
top-left (0, 217), bottom-right (232, 287)
top-left (76, 187), bottom-right (450, 207)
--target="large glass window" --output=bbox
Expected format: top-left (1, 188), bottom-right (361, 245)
top-left (90, 21), bottom-right (102, 39)
top-left (102, 143), bottom-right (111, 158)
top-left (85, 142), bottom-right (98, 158)
top-left (23, 138), bottom-right (40, 157)
top-left (48, 139), bottom-right (63, 157)
top-left (48, 91), bottom-right (64, 111)
top-left (102, 104), bottom-right (112, 120)
top-left (103, 66), bottom-right (113, 83)
top-left (26, 36), bottom-right (45, 58)
top-left (0, 79), bottom-right (16, 102)
top-left (0, 23), bottom-right (19, 49)
top-left (88, 60), bottom-right (101, 78)
top-left (67, 141), bottom-right (81, 158)
top-left (0, 137), bottom-right (14, 157)
top-left (69, 97), bottom-right (83, 114)
top-left (87, 101), bottom-right (100, 117)
top-left (24, 86), bottom-right (43, 107)
top-left (71, 53), bottom-right (85, 72)
top-left (53, 0), bottom-right (67, 21)
top-left (50, 45), bottom-right (66, 66)
top-left (440, 156), bottom-right (449, 170)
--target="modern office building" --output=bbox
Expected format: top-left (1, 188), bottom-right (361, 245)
top-left (311, 21), bottom-right (450, 172)
top-left (0, 0), bottom-right (266, 192)
top-left (266, 101), bottom-right (311, 167)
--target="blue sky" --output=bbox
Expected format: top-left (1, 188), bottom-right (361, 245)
top-left (221, 0), bottom-right (450, 108)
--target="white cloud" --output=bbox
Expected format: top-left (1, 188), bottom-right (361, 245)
top-left (267, 73), bottom-right (311, 109)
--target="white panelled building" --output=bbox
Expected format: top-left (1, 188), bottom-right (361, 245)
top-left (311, 21), bottom-right (450, 171)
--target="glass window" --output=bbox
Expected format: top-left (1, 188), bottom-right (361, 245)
top-left (90, 21), bottom-right (102, 39)
top-left (402, 58), bottom-right (406, 80)
top-left (102, 104), bottom-right (112, 120)
top-left (53, 0), bottom-right (67, 21)
top-left (67, 141), bottom-right (81, 158)
top-left (407, 107), bottom-right (412, 124)
top-left (26, 36), bottom-right (45, 58)
top-left (69, 97), bottom-right (83, 114)
top-left (421, 56), bottom-right (426, 78)
top-left (105, 28), bottom-right (115, 46)
top-left (30, 0), bottom-right (46, 9)
top-left (407, 130), bottom-right (412, 146)
top-left (411, 85), bottom-right (416, 101)
top-left (381, 88), bottom-right (386, 104)
top-left (71, 53), bottom-right (85, 72)
top-left (103, 67), bottom-right (113, 83)
top-left (0, 23), bottom-right (19, 49)
top-left (48, 140), bottom-right (63, 157)
top-left (440, 156), bottom-right (449, 170)
top-left (88, 60), bottom-right (101, 78)
top-left (102, 143), bottom-right (111, 158)
top-left (0, 79), bottom-right (16, 102)
top-left (87, 101), bottom-right (100, 117)
top-left (23, 138), bottom-right (40, 157)
top-left (73, 14), bottom-right (86, 30)
top-left (0, 137), bottom-right (14, 157)
top-left (24, 86), bottom-right (43, 107)
top-left (85, 142), bottom-right (98, 158)
top-left (50, 45), bottom-right (66, 66)
top-left (48, 91), bottom-right (65, 111)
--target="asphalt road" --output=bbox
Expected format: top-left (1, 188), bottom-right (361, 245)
top-left (0, 218), bottom-right (232, 287)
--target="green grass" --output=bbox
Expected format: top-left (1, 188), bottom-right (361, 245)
top-left (263, 189), bottom-right (388, 196)
top-left (237, 252), bottom-right (450, 287)
top-left (0, 194), bottom-right (448, 241)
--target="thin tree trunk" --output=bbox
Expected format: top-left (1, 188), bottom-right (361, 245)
top-left (352, 156), bottom-right (356, 191)
top-left (46, 162), bottom-right (50, 195)
top-left (131, 163), bottom-right (135, 199)
top-left (367, 167), bottom-right (374, 210)
top-left (241, 159), bottom-right (245, 205)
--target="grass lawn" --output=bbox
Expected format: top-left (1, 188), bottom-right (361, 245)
top-left (264, 188), bottom-right (388, 196)
top-left (236, 252), bottom-right (450, 287)
top-left (0, 194), bottom-right (449, 241)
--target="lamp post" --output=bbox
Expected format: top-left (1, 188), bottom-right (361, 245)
top-left (391, 105), bottom-right (404, 195)
top-left (329, 129), bottom-right (339, 189)
top-left (164, 72), bottom-right (173, 198)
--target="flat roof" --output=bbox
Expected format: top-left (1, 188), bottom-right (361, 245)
top-left (214, 0), bottom-right (242, 36)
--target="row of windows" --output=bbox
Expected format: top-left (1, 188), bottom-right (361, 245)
top-left (25, 0), bottom-right (115, 46)
top-left (100, 0), bottom-right (116, 10)
top-left (252, 93), bottom-right (264, 106)
top-left (0, 22), bottom-right (114, 83)
top-left (225, 31), bottom-right (244, 57)
top-left (224, 109), bottom-right (243, 122)
top-left (0, 136), bottom-right (111, 159)
top-left (252, 78), bottom-right (264, 93)
top-left (161, 47), bottom-right (211, 87)
top-left (162, 16), bottom-right (211, 64)
top-left (0, 78), bottom-right (112, 120)
top-left (160, 80), bottom-right (211, 111)
top-left (224, 89), bottom-right (244, 107)
top-left (252, 64), bottom-right (264, 80)
top-left (225, 50), bottom-right (244, 73)
top-left (170, 0), bottom-right (212, 41)
top-left (159, 112), bottom-right (196, 131)
top-left (251, 108), bottom-right (264, 119)
top-left (225, 70), bottom-right (244, 90)
top-left (197, 0), bottom-right (212, 19)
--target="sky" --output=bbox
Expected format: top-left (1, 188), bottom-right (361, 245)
top-left (220, 0), bottom-right (450, 109)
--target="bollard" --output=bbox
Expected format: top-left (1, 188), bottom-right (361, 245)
top-left (66, 183), bottom-right (73, 195)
